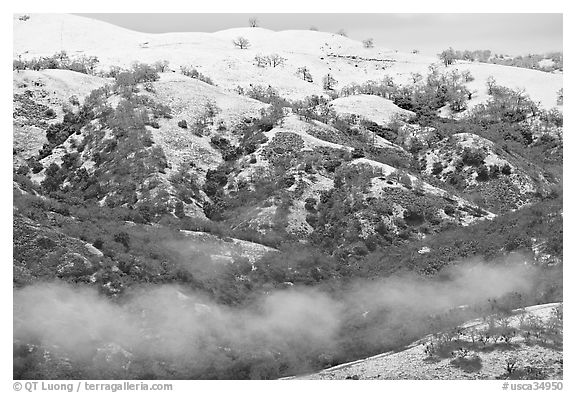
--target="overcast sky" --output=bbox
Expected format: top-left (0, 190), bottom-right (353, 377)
top-left (75, 13), bottom-right (562, 56)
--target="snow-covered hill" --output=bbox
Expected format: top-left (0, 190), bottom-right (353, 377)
top-left (14, 13), bottom-right (562, 108)
top-left (330, 94), bottom-right (415, 126)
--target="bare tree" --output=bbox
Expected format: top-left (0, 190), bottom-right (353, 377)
top-left (254, 55), bottom-right (268, 67)
top-left (268, 54), bottom-right (286, 67)
top-left (249, 17), bottom-right (259, 28)
top-left (336, 29), bottom-right (347, 37)
top-left (232, 37), bottom-right (251, 49)
top-left (362, 38), bottom-right (374, 49)
top-left (322, 73), bottom-right (338, 90)
top-left (254, 54), bottom-right (286, 68)
top-left (296, 67), bottom-right (313, 83)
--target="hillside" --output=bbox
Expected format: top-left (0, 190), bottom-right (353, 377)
top-left (292, 303), bottom-right (563, 380)
top-left (14, 13), bottom-right (562, 107)
top-left (12, 13), bottom-right (562, 380)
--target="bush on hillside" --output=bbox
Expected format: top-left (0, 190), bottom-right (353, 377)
top-left (362, 38), bottom-right (374, 48)
top-left (322, 74), bottom-right (338, 91)
top-left (296, 67), bottom-right (313, 82)
top-left (180, 66), bottom-right (215, 85)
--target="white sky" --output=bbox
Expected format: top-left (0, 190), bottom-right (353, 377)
top-left (76, 13), bottom-right (562, 56)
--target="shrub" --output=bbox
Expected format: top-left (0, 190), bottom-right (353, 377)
top-left (432, 161), bottom-right (444, 176)
top-left (505, 356), bottom-right (519, 375)
top-left (486, 76), bottom-right (497, 95)
top-left (362, 38), bottom-right (374, 49)
top-left (468, 83), bottom-right (538, 124)
top-left (69, 95), bottom-right (80, 106)
top-left (489, 165), bottom-right (500, 179)
top-left (556, 88), bottom-right (563, 105)
top-left (114, 71), bottom-right (138, 92)
top-left (243, 85), bottom-right (290, 109)
top-left (178, 120), bottom-right (188, 129)
top-left (304, 197), bottom-right (317, 212)
top-left (113, 232), bottom-right (130, 249)
top-left (180, 66), bottom-right (214, 85)
top-left (542, 108), bottom-right (563, 128)
top-left (153, 60), bottom-right (170, 72)
top-left (438, 47), bottom-right (457, 67)
top-left (410, 72), bottom-right (423, 84)
top-left (143, 82), bottom-right (155, 93)
top-left (322, 74), bottom-right (338, 91)
top-left (296, 67), bottom-right (313, 83)
top-left (461, 147), bottom-right (485, 167)
top-left (462, 70), bottom-right (474, 82)
top-left (93, 239), bottom-right (104, 249)
top-left (130, 62), bottom-right (160, 83)
top-left (476, 165), bottom-right (490, 181)
top-left (12, 51), bottom-right (99, 75)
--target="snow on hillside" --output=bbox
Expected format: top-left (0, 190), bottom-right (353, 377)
top-left (14, 14), bottom-right (561, 108)
top-left (153, 73), bottom-right (266, 123)
top-left (13, 69), bottom-right (108, 106)
top-left (14, 14), bottom-right (143, 60)
top-left (291, 303), bottom-right (562, 380)
top-left (448, 61), bottom-right (563, 113)
top-left (350, 157), bottom-right (496, 226)
top-left (271, 115), bottom-right (353, 152)
top-left (330, 94), bottom-right (415, 126)
top-left (286, 173), bottom-right (334, 236)
top-left (147, 73), bottom-right (266, 176)
top-left (179, 230), bottom-right (276, 264)
top-left (13, 69), bottom-right (109, 165)
top-left (420, 133), bottom-right (538, 194)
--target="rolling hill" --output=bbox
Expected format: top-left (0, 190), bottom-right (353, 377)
top-left (12, 13), bottom-right (563, 380)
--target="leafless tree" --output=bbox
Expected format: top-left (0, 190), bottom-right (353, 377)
top-left (322, 73), bottom-right (338, 90)
top-left (232, 37), bottom-right (251, 49)
top-left (268, 54), bottom-right (286, 67)
top-left (296, 67), bottom-right (313, 82)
